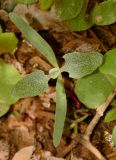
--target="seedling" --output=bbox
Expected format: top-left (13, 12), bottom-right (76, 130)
top-left (8, 12), bottom-right (116, 147)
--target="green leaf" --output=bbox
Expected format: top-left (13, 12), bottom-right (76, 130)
top-left (105, 108), bottom-right (116, 122)
top-left (112, 126), bottom-right (116, 146)
top-left (16, 0), bottom-right (35, 4)
top-left (67, 0), bottom-right (93, 31)
top-left (105, 74), bottom-right (116, 87)
top-left (99, 48), bottom-right (116, 78)
top-left (111, 99), bottom-right (116, 107)
top-left (9, 12), bottom-right (58, 67)
top-left (12, 70), bottom-right (49, 98)
top-left (55, 0), bottom-right (84, 20)
top-left (0, 60), bottom-right (21, 117)
top-left (49, 67), bottom-right (61, 79)
top-left (53, 76), bottom-right (67, 147)
top-left (0, 32), bottom-right (18, 54)
top-left (75, 71), bottom-right (115, 108)
top-left (39, 0), bottom-right (53, 10)
top-left (91, 0), bottom-right (116, 25)
top-left (61, 52), bottom-right (103, 79)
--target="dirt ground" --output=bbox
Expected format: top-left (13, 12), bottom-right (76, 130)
top-left (0, 1), bottom-right (116, 160)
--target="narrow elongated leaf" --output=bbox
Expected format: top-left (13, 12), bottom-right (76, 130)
top-left (105, 108), bottom-right (116, 122)
top-left (67, 0), bottom-right (93, 31)
top-left (16, 0), bottom-right (35, 4)
top-left (75, 71), bottom-right (115, 108)
top-left (12, 70), bottom-right (49, 98)
top-left (0, 32), bottom-right (18, 54)
top-left (53, 76), bottom-right (67, 147)
top-left (61, 52), bottom-right (103, 78)
top-left (91, 0), bottom-right (116, 25)
top-left (99, 48), bottom-right (116, 78)
top-left (39, 0), bottom-right (53, 10)
top-left (55, 0), bottom-right (84, 20)
top-left (112, 126), bottom-right (116, 146)
top-left (0, 60), bottom-right (21, 117)
top-left (9, 13), bottom-right (58, 67)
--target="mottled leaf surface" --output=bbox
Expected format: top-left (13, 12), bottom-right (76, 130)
top-left (112, 126), bottom-right (116, 146)
top-left (0, 32), bottom-right (18, 54)
top-left (12, 70), bottom-right (49, 98)
top-left (99, 48), bottom-right (116, 78)
top-left (62, 52), bottom-right (103, 78)
top-left (75, 71), bottom-right (115, 108)
top-left (0, 60), bottom-right (21, 117)
top-left (49, 67), bottom-right (61, 79)
top-left (55, 0), bottom-right (84, 20)
top-left (91, 0), bottom-right (116, 25)
top-left (53, 76), bottom-right (67, 147)
top-left (9, 13), bottom-right (58, 67)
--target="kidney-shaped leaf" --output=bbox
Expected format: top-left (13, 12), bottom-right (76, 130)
top-left (0, 60), bottom-right (21, 117)
top-left (61, 52), bottom-right (103, 79)
top-left (112, 126), bottom-right (116, 146)
top-left (0, 32), bottom-right (18, 54)
top-left (91, 0), bottom-right (116, 25)
top-left (55, 0), bottom-right (84, 20)
top-left (75, 71), bottom-right (115, 108)
top-left (99, 48), bottom-right (116, 78)
top-left (53, 76), bottom-right (67, 147)
top-left (12, 70), bottom-right (49, 98)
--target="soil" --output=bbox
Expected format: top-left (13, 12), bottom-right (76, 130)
top-left (0, 1), bottom-right (116, 160)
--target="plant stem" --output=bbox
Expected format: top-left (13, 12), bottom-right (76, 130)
top-left (84, 88), bottom-right (116, 141)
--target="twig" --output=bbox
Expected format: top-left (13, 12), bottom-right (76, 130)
top-left (84, 88), bottom-right (116, 141)
top-left (89, 30), bottom-right (108, 52)
top-left (80, 138), bottom-right (106, 160)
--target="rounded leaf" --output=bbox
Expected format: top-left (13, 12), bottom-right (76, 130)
top-left (67, 0), bottom-right (93, 31)
top-left (99, 48), bottom-right (116, 78)
top-left (55, 0), bottom-right (84, 20)
top-left (0, 32), bottom-right (18, 54)
top-left (62, 52), bottom-right (103, 78)
top-left (12, 70), bottom-right (49, 98)
top-left (105, 108), bottom-right (116, 122)
top-left (39, 0), bottom-right (53, 10)
top-left (75, 71), bottom-right (114, 108)
top-left (91, 0), bottom-right (116, 25)
top-left (0, 60), bottom-right (21, 117)
top-left (112, 126), bottom-right (116, 146)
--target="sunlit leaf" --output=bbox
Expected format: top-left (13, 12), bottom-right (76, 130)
top-left (53, 76), bottom-right (67, 147)
top-left (99, 48), bottom-right (116, 78)
top-left (49, 67), bottom-right (61, 79)
top-left (12, 70), bottom-right (49, 98)
top-left (0, 32), bottom-right (18, 54)
top-left (75, 71), bottom-right (115, 108)
top-left (61, 52), bottom-right (103, 78)
top-left (16, 0), bottom-right (35, 4)
top-left (105, 108), bottom-right (116, 122)
top-left (55, 0), bottom-right (84, 20)
top-left (91, 0), bottom-right (116, 25)
top-left (39, 0), bottom-right (53, 10)
top-left (112, 126), bottom-right (116, 146)
top-left (9, 12), bottom-right (58, 67)
top-left (0, 60), bottom-right (21, 117)
top-left (67, 0), bottom-right (93, 31)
